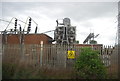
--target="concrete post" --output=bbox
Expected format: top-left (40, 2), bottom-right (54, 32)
top-left (40, 41), bottom-right (43, 67)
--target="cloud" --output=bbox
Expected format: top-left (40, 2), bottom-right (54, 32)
top-left (2, 2), bottom-right (117, 19)
top-left (1, 0), bottom-right (120, 2)
top-left (1, 2), bottom-right (118, 45)
top-left (43, 2), bottom-right (117, 22)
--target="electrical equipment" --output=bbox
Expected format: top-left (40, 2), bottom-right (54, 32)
top-left (19, 27), bottom-right (22, 32)
top-left (35, 26), bottom-right (38, 34)
top-left (14, 19), bottom-right (17, 32)
top-left (83, 33), bottom-right (99, 44)
top-left (54, 18), bottom-right (76, 45)
top-left (83, 33), bottom-right (94, 44)
top-left (63, 18), bottom-right (71, 26)
top-left (68, 27), bottom-right (76, 44)
top-left (27, 17), bottom-right (32, 34)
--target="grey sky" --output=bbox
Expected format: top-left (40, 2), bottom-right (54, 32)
top-left (0, 2), bottom-right (118, 45)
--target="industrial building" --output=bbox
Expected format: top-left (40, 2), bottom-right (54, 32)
top-left (1, 17), bottom-right (101, 47)
top-left (2, 33), bottom-right (53, 45)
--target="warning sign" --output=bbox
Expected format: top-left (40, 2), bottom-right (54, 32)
top-left (67, 50), bottom-right (75, 59)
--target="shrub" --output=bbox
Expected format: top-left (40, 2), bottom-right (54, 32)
top-left (74, 47), bottom-right (107, 79)
top-left (89, 40), bottom-right (97, 44)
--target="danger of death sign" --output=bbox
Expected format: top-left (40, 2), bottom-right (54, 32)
top-left (67, 50), bottom-right (75, 59)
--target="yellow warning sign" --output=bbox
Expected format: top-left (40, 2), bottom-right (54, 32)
top-left (67, 50), bottom-right (75, 59)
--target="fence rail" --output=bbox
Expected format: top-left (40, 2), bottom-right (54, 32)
top-left (2, 44), bottom-right (118, 78)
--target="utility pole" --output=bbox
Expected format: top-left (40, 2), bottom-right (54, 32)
top-left (118, 2), bottom-right (120, 47)
top-left (118, 1), bottom-right (120, 79)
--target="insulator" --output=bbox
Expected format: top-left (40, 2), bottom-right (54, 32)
top-left (35, 26), bottom-right (38, 34)
top-left (15, 19), bottom-right (17, 27)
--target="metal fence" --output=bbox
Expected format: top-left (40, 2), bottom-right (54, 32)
top-left (2, 44), bottom-right (118, 78)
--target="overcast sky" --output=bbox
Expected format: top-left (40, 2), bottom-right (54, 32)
top-left (0, 1), bottom-right (118, 45)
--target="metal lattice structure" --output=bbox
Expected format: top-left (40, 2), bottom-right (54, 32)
top-left (54, 18), bottom-right (76, 45)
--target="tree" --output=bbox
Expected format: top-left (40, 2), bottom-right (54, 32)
top-left (76, 40), bottom-right (79, 44)
top-left (89, 40), bottom-right (97, 44)
top-left (74, 47), bottom-right (107, 79)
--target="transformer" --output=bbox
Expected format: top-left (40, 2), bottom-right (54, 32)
top-left (54, 18), bottom-right (76, 45)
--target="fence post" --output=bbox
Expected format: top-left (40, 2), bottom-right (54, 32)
top-left (20, 43), bottom-right (24, 61)
top-left (40, 41), bottom-right (43, 67)
top-left (91, 44), bottom-right (93, 50)
top-left (64, 45), bottom-right (67, 68)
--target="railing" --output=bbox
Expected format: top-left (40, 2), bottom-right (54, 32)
top-left (2, 44), bottom-right (118, 78)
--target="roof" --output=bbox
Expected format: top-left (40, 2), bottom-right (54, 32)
top-left (2, 33), bottom-right (53, 39)
top-left (24, 33), bottom-right (53, 39)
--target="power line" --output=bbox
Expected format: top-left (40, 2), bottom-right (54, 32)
top-left (23, 16), bottom-right (38, 31)
top-left (5, 17), bottom-right (16, 30)
top-left (0, 17), bottom-right (29, 31)
top-left (0, 19), bottom-right (14, 24)
top-left (41, 30), bottom-right (55, 34)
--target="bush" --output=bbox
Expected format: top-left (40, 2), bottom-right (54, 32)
top-left (89, 40), bottom-right (97, 44)
top-left (74, 47), bottom-right (107, 79)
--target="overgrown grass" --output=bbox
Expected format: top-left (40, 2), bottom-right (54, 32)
top-left (2, 62), bottom-right (74, 79)
top-left (3, 62), bottom-right (118, 79)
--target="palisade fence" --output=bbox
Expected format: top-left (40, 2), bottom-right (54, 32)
top-left (2, 44), bottom-right (118, 78)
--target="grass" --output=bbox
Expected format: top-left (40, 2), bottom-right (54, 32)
top-left (2, 62), bottom-right (74, 79)
top-left (3, 61), bottom-right (118, 79)
top-left (2, 59), bottom-right (118, 79)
